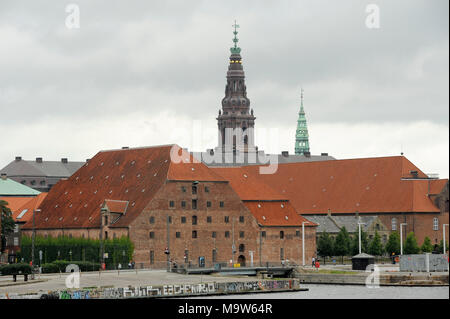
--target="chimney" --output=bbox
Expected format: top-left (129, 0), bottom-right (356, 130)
top-left (281, 151), bottom-right (289, 157)
top-left (36, 157), bottom-right (43, 163)
top-left (1, 173), bottom-right (7, 180)
top-left (209, 149), bottom-right (214, 156)
top-left (321, 153), bottom-right (328, 156)
top-left (61, 158), bottom-right (68, 164)
top-left (15, 156), bottom-right (22, 161)
top-left (410, 170), bottom-right (418, 178)
top-left (304, 151), bottom-right (311, 157)
top-left (122, 147), bottom-right (129, 150)
top-left (86, 159), bottom-right (90, 163)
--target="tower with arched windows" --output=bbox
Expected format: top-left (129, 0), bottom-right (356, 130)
top-left (216, 22), bottom-right (256, 154)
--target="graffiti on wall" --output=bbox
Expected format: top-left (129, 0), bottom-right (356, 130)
top-left (31, 279), bottom-right (298, 299)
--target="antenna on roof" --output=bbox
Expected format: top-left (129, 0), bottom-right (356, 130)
top-left (400, 143), bottom-right (404, 156)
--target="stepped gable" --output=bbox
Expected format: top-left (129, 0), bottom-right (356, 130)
top-left (23, 145), bottom-right (175, 230)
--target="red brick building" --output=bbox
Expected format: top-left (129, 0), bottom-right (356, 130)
top-left (221, 156), bottom-right (449, 248)
top-left (21, 145), bottom-right (317, 268)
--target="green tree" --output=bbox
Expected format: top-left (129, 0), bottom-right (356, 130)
top-left (350, 230), bottom-right (369, 255)
top-left (404, 232), bottom-right (420, 254)
top-left (317, 232), bottom-right (334, 257)
top-left (1, 200), bottom-right (16, 253)
top-left (437, 239), bottom-right (449, 254)
top-left (334, 226), bottom-right (351, 257)
top-left (385, 232), bottom-right (401, 255)
top-left (368, 231), bottom-right (384, 256)
top-left (420, 237), bottom-right (433, 253)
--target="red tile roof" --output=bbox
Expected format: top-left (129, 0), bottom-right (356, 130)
top-left (22, 145), bottom-right (227, 230)
top-left (12, 193), bottom-right (48, 222)
top-left (211, 167), bottom-right (287, 201)
top-left (103, 199), bottom-right (129, 214)
top-left (219, 156), bottom-right (446, 214)
top-left (167, 147), bottom-right (226, 182)
top-left (244, 201), bottom-right (316, 227)
top-left (0, 197), bottom-right (35, 214)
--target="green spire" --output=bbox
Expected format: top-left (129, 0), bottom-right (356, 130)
top-left (295, 88), bottom-right (310, 155)
top-left (230, 20), bottom-right (241, 54)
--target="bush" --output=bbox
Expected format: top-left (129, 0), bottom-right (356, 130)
top-left (41, 260), bottom-right (101, 273)
top-left (19, 235), bottom-right (134, 268)
top-left (41, 263), bottom-right (60, 274)
top-left (0, 263), bottom-right (32, 276)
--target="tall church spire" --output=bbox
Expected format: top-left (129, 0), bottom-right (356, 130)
top-left (295, 89), bottom-right (310, 155)
top-left (216, 21), bottom-right (256, 153)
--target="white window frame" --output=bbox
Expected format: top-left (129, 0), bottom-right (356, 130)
top-left (433, 218), bottom-right (439, 231)
top-left (391, 218), bottom-right (397, 231)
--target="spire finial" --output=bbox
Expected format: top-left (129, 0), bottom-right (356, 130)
top-left (230, 20), bottom-right (241, 54)
top-left (300, 88), bottom-right (305, 112)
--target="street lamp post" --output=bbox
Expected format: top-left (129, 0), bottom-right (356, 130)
top-left (302, 222), bottom-right (310, 266)
top-left (400, 223), bottom-right (407, 255)
top-left (358, 222), bottom-right (367, 254)
top-left (444, 224), bottom-right (449, 254)
top-left (31, 209), bottom-right (41, 269)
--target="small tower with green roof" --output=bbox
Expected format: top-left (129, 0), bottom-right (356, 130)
top-left (295, 89), bottom-right (310, 155)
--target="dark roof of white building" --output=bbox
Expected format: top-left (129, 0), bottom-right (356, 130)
top-left (0, 157), bottom-right (84, 178)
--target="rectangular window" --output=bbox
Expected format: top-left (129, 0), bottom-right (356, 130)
top-left (212, 231), bottom-right (216, 238)
top-left (205, 186), bottom-right (210, 193)
top-left (181, 201), bottom-right (186, 208)
top-left (192, 230), bottom-right (197, 238)
top-left (239, 216), bottom-right (244, 223)
top-left (14, 224), bottom-right (19, 233)
top-left (224, 216), bottom-right (229, 223)
top-left (261, 231), bottom-right (266, 238)
top-left (280, 248), bottom-right (284, 260)
top-left (181, 216), bottom-right (186, 223)
top-left (150, 251), bottom-right (154, 265)
top-left (207, 216), bottom-right (212, 223)
top-left (167, 216), bottom-right (172, 223)
top-left (212, 249), bottom-right (217, 263)
top-left (181, 186), bottom-right (186, 193)
top-left (149, 216), bottom-right (155, 224)
top-left (192, 215), bottom-right (197, 225)
top-left (225, 231), bottom-right (230, 238)
top-left (176, 232), bottom-right (181, 238)
top-left (239, 231), bottom-right (244, 238)
top-left (192, 185), bottom-right (197, 195)
top-left (149, 232), bottom-right (155, 239)
top-left (206, 201), bottom-right (212, 208)
top-left (280, 231), bottom-right (284, 239)
top-left (192, 199), bottom-right (197, 210)
top-left (295, 230), bottom-right (300, 237)
top-left (13, 237), bottom-right (19, 246)
top-left (219, 201), bottom-right (224, 208)
top-left (169, 201), bottom-right (175, 208)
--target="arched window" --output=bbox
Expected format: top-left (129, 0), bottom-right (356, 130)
top-left (433, 218), bottom-right (439, 231)
top-left (391, 218), bottom-right (397, 231)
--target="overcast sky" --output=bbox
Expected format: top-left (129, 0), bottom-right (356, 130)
top-left (0, 0), bottom-right (448, 178)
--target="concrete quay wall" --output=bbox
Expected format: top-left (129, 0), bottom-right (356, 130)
top-left (1, 279), bottom-right (303, 299)
top-left (296, 272), bottom-right (449, 286)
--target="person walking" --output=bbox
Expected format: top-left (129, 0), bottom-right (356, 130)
top-left (311, 256), bottom-right (316, 268)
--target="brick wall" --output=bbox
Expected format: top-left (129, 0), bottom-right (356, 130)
top-left (129, 180), bottom-right (316, 268)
